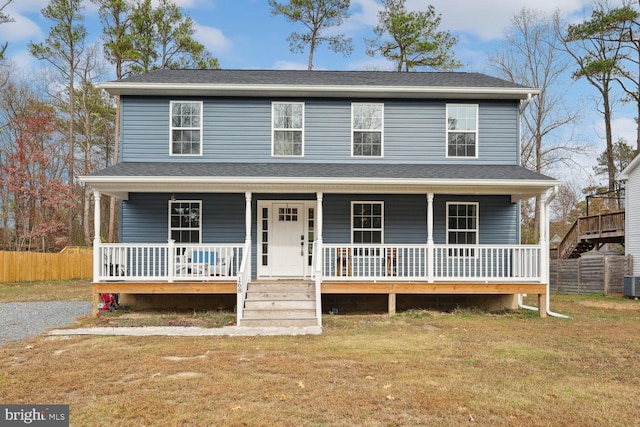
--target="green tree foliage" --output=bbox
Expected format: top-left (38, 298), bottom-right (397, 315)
top-left (593, 137), bottom-right (638, 177)
top-left (129, 0), bottom-right (219, 73)
top-left (563, 1), bottom-right (630, 192)
top-left (562, 2), bottom-right (639, 152)
top-left (366, 0), bottom-right (461, 72)
top-left (269, 0), bottom-right (352, 70)
top-left (0, 0), bottom-right (13, 61)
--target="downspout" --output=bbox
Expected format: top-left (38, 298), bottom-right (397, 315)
top-left (519, 93), bottom-right (533, 114)
top-left (518, 185), bottom-right (571, 318)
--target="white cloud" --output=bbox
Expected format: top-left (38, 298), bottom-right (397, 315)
top-left (194, 23), bottom-right (232, 54)
top-left (612, 116), bottom-right (637, 146)
top-left (397, 0), bottom-right (591, 41)
top-left (0, 5), bottom-right (45, 44)
top-left (272, 60), bottom-right (308, 70)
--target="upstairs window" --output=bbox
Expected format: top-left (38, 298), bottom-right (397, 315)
top-left (169, 200), bottom-right (201, 243)
top-left (352, 103), bottom-right (383, 157)
top-left (272, 102), bottom-right (304, 156)
top-left (352, 202), bottom-right (383, 244)
top-left (446, 202), bottom-right (478, 257)
top-left (447, 104), bottom-right (478, 158)
top-left (170, 101), bottom-right (202, 156)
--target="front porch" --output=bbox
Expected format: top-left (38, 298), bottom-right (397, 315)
top-left (90, 241), bottom-right (548, 319)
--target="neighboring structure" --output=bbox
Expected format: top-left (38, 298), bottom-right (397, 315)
top-left (618, 154), bottom-right (640, 277)
top-left (81, 69), bottom-right (559, 327)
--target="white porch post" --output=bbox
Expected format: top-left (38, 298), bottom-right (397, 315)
top-left (539, 193), bottom-right (548, 284)
top-left (245, 192), bottom-right (252, 246)
top-left (538, 192), bottom-right (549, 317)
top-left (315, 192), bottom-right (324, 326)
top-left (427, 193), bottom-right (434, 282)
top-left (92, 189), bottom-right (101, 282)
top-left (316, 192), bottom-right (323, 247)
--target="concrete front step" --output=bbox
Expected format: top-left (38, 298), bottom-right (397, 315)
top-left (242, 308), bottom-right (316, 319)
top-left (245, 292), bottom-right (313, 301)
top-left (245, 300), bottom-right (316, 310)
top-left (246, 282), bottom-right (314, 293)
top-left (242, 282), bottom-right (319, 327)
top-left (239, 318), bottom-right (319, 328)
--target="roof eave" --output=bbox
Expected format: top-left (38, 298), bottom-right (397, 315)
top-left (99, 82), bottom-right (539, 100)
top-left (80, 175), bottom-right (559, 200)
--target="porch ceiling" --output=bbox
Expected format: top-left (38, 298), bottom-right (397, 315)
top-left (80, 162), bottom-right (558, 201)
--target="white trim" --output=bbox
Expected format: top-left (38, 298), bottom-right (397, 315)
top-left (351, 103), bottom-right (384, 158)
top-left (100, 82), bottom-right (539, 100)
top-left (257, 200), bottom-right (316, 278)
top-left (445, 104), bottom-right (479, 159)
top-left (445, 201), bottom-right (479, 257)
top-left (351, 201), bottom-right (384, 244)
top-left (618, 153), bottom-right (640, 180)
top-left (271, 102), bottom-right (305, 157)
top-left (169, 101), bottom-right (203, 157)
top-left (168, 199), bottom-right (202, 243)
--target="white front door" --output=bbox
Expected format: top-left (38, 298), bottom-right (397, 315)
top-left (270, 203), bottom-right (306, 276)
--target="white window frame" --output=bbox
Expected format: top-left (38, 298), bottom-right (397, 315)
top-left (446, 104), bottom-right (478, 159)
top-left (351, 201), bottom-right (384, 244)
top-left (351, 103), bottom-right (384, 158)
top-left (446, 201), bottom-right (479, 257)
top-left (170, 101), bottom-right (203, 156)
top-left (168, 200), bottom-right (202, 243)
top-left (272, 102), bottom-right (305, 157)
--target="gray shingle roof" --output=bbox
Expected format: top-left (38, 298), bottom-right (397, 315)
top-left (115, 69), bottom-right (530, 90)
top-left (88, 162), bottom-right (555, 182)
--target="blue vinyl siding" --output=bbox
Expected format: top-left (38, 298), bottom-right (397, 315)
top-left (120, 97), bottom-right (519, 165)
top-left (122, 193), bottom-right (517, 246)
top-left (121, 193), bottom-right (245, 243)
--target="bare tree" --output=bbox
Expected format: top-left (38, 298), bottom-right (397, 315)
top-left (488, 7), bottom-right (582, 242)
top-left (0, 0), bottom-right (13, 61)
top-left (29, 0), bottom-right (86, 245)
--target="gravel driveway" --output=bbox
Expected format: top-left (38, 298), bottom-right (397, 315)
top-left (0, 301), bottom-right (91, 346)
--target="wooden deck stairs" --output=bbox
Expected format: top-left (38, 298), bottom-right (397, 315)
top-left (240, 281), bottom-right (318, 327)
top-left (557, 211), bottom-right (625, 259)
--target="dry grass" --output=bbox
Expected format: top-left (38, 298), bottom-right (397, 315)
top-left (1, 287), bottom-right (639, 426)
top-left (0, 279), bottom-right (91, 302)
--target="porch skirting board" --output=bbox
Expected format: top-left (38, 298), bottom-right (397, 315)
top-left (92, 282), bottom-right (237, 315)
top-left (91, 281), bottom-right (548, 318)
top-left (321, 282), bottom-right (548, 317)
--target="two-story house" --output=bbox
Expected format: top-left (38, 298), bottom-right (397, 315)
top-left (81, 69), bottom-right (559, 328)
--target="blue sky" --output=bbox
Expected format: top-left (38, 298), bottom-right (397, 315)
top-left (0, 0), bottom-right (637, 185)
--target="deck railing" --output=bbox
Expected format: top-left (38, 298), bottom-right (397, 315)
top-left (96, 242), bottom-right (244, 282)
top-left (95, 242), bottom-right (542, 283)
top-left (321, 244), bottom-right (542, 282)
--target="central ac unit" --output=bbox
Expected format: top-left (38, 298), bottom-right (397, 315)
top-left (624, 276), bottom-right (640, 299)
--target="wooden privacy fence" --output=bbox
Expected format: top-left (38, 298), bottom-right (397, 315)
top-left (0, 251), bottom-right (93, 282)
top-left (550, 254), bottom-right (633, 295)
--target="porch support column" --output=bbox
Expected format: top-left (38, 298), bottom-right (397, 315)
top-left (315, 192), bottom-right (324, 326)
top-left (92, 189), bottom-right (101, 283)
top-left (245, 191), bottom-right (252, 245)
top-left (427, 193), bottom-right (434, 283)
top-left (316, 192), bottom-right (323, 246)
top-left (538, 192), bottom-right (548, 318)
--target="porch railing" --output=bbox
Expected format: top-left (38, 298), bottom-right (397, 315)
top-left (321, 244), bottom-right (541, 282)
top-left (96, 242), bottom-right (244, 282)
